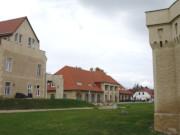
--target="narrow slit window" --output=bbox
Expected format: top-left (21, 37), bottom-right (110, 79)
top-left (175, 23), bottom-right (178, 35)
top-left (160, 41), bottom-right (163, 47)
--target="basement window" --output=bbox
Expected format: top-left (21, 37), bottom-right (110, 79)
top-left (76, 82), bottom-right (82, 86)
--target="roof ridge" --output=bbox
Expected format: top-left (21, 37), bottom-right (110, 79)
top-left (0, 16), bottom-right (26, 23)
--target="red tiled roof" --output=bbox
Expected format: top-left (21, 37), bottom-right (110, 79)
top-left (120, 90), bottom-right (133, 95)
top-left (0, 17), bottom-right (39, 42)
top-left (54, 66), bottom-right (121, 92)
top-left (0, 17), bottom-right (26, 37)
top-left (47, 85), bottom-right (56, 91)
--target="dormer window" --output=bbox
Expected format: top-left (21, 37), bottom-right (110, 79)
top-left (76, 82), bottom-right (82, 86)
top-left (88, 83), bottom-right (92, 87)
top-left (28, 38), bottom-right (31, 47)
top-left (14, 33), bottom-right (18, 43)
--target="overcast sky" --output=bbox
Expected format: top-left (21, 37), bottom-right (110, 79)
top-left (0, 0), bottom-right (176, 89)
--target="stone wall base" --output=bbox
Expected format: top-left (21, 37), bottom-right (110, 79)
top-left (154, 113), bottom-right (180, 135)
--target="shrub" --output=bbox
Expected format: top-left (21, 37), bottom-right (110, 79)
top-left (0, 98), bottom-right (95, 110)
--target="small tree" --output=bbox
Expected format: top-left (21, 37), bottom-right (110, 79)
top-left (133, 83), bottom-right (141, 89)
top-left (90, 67), bottom-right (93, 71)
top-left (95, 67), bottom-right (104, 73)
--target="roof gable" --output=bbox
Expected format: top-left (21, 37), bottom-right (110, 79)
top-left (0, 17), bottom-right (39, 42)
top-left (0, 17), bottom-right (26, 37)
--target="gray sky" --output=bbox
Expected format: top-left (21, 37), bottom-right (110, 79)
top-left (0, 0), bottom-right (176, 89)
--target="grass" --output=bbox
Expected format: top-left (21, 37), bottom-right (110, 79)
top-left (0, 103), bottom-right (166, 135)
top-left (0, 98), bottom-right (95, 110)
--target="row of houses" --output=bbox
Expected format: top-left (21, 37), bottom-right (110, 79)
top-left (0, 16), bottom-right (154, 103)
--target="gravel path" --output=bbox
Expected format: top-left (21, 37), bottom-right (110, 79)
top-left (0, 107), bottom-right (94, 114)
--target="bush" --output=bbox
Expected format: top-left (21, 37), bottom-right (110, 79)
top-left (0, 98), bottom-right (95, 110)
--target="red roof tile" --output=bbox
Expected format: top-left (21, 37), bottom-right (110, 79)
top-left (47, 85), bottom-right (56, 91)
top-left (120, 90), bottom-right (133, 95)
top-left (54, 66), bottom-right (121, 92)
top-left (0, 17), bottom-right (26, 37)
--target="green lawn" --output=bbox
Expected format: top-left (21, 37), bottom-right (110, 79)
top-left (0, 103), bottom-right (165, 135)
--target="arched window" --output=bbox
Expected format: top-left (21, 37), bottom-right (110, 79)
top-left (84, 94), bottom-right (88, 101)
top-left (91, 94), bottom-right (95, 103)
top-left (97, 95), bottom-right (100, 103)
top-left (76, 93), bottom-right (81, 100)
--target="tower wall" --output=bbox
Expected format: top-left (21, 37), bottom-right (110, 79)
top-left (146, 1), bottom-right (180, 134)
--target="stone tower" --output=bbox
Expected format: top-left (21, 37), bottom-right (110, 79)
top-left (146, 0), bottom-right (180, 134)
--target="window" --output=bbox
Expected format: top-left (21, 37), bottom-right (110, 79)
top-left (105, 85), bottom-right (108, 90)
top-left (32, 39), bottom-right (35, 48)
top-left (36, 85), bottom-right (40, 97)
top-left (51, 94), bottom-right (55, 99)
top-left (63, 94), bottom-right (67, 99)
top-left (28, 84), bottom-right (32, 94)
top-left (37, 64), bottom-right (41, 76)
top-left (76, 82), bottom-right (82, 86)
top-left (175, 23), bottom-right (178, 34)
top-left (84, 94), bottom-right (88, 101)
top-left (6, 58), bottom-right (12, 72)
top-left (160, 41), bottom-right (163, 47)
top-left (91, 94), bottom-right (95, 103)
top-left (139, 92), bottom-right (140, 95)
top-left (143, 92), bottom-right (144, 95)
top-left (19, 34), bottom-right (22, 44)
top-left (88, 83), bottom-right (92, 87)
top-left (105, 95), bottom-right (107, 102)
top-left (28, 38), bottom-right (31, 47)
top-left (97, 95), bottom-right (100, 103)
top-left (76, 93), bottom-right (81, 100)
top-left (51, 83), bottom-right (55, 87)
top-left (14, 33), bottom-right (18, 43)
top-left (5, 82), bottom-right (10, 96)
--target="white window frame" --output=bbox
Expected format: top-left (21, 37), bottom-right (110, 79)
top-left (5, 82), bottom-right (10, 96)
top-left (6, 58), bottom-right (12, 72)
top-left (37, 64), bottom-right (41, 76)
top-left (36, 85), bottom-right (40, 97)
top-left (28, 84), bottom-right (32, 94)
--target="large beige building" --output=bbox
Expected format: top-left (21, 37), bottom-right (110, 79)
top-left (0, 17), bottom-right (47, 98)
top-left (47, 66), bottom-right (122, 103)
top-left (146, 0), bottom-right (180, 134)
